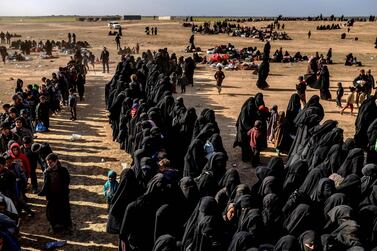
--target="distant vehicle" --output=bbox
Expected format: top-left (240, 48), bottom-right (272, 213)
top-left (108, 21), bottom-right (121, 29)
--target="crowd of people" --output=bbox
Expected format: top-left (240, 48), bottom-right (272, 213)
top-left (104, 44), bottom-right (377, 251)
top-left (145, 27), bottom-right (159, 36)
top-left (316, 24), bottom-right (342, 30)
top-left (187, 21), bottom-right (291, 41)
top-left (0, 51), bottom-right (90, 248)
top-left (0, 31), bottom-right (17, 45)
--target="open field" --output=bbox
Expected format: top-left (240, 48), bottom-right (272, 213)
top-left (0, 19), bottom-right (376, 250)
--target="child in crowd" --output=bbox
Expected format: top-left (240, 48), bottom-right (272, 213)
top-left (267, 105), bottom-right (279, 142)
top-left (177, 71), bottom-right (188, 94)
top-left (296, 76), bottom-right (307, 105)
top-left (214, 66), bottom-right (226, 94)
top-left (247, 120), bottom-right (263, 167)
top-left (341, 87), bottom-right (356, 115)
top-left (336, 82), bottom-right (344, 108)
top-left (170, 72), bottom-right (177, 94)
top-left (68, 89), bottom-right (77, 121)
top-left (103, 170), bottom-right (119, 209)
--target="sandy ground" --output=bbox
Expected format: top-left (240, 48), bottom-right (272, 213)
top-left (0, 19), bottom-right (376, 250)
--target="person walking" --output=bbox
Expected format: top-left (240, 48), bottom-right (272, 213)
top-left (115, 34), bottom-right (121, 50)
top-left (100, 47), bottom-right (110, 73)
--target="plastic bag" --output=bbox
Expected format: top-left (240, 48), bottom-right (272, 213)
top-left (35, 122), bottom-right (47, 132)
top-left (46, 240), bottom-right (66, 249)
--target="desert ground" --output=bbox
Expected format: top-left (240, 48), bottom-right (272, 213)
top-left (0, 18), bottom-right (376, 250)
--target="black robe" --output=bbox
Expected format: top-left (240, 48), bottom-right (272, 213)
top-left (106, 168), bottom-right (138, 234)
top-left (354, 96), bottom-right (377, 149)
top-left (234, 97), bottom-right (258, 162)
top-left (38, 163), bottom-right (71, 229)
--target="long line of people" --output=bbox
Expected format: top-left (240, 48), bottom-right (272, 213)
top-left (106, 46), bottom-right (377, 250)
top-left (0, 56), bottom-right (87, 248)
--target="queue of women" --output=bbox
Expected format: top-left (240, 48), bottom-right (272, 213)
top-left (105, 46), bottom-right (377, 251)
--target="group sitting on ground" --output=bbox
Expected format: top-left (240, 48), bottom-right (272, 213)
top-left (345, 53), bottom-right (362, 66)
top-left (187, 21), bottom-right (292, 41)
top-left (316, 23), bottom-right (342, 30)
top-left (271, 47), bottom-right (309, 63)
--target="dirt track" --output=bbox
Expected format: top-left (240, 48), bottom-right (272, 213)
top-left (0, 19), bottom-right (376, 250)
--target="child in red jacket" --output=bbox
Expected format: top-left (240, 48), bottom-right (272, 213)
top-left (247, 120), bottom-right (264, 167)
top-left (9, 142), bottom-right (31, 178)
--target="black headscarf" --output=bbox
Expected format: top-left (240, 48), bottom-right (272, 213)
top-left (267, 157), bottom-right (285, 180)
top-left (326, 205), bottom-right (354, 229)
top-left (310, 178), bottom-right (335, 204)
top-left (258, 176), bottom-right (280, 198)
top-left (234, 97), bottom-right (258, 161)
top-left (251, 166), bottom-right (270, 196)
top-left (216, 168), bottom-right (241, 212)
top-left (230, 184), bottom-right (251, 203)
top-left (354, 96), bottom-right (377, 149)
top-left (336, 174), bottom-right (361, 208)
top-left (152, 234), bottom-right (178, 251)
top-left (237, 208), bottom-right (263, 243)
top-left (286, 94), bottom-right (301, 126)
top-left (196, 152), bottom-right (227, 197)
top-left (358, 205), bottom-right (377, 249)
top-left (298, 230), bottom-right (321, 251)
top-left (299, 167), bottom-right (327, 197)
top-left (190, 197), bottom-right (224, 251)
top-left (274, 235), bottom-right (299, 251)
top-left (323, 193), bottom-right (348, 222)
top-left (262, 193), bottom-right (282, 243)
top-left (284, 203), bottom-right (313, 236)
top-left (179, 177), bottom-right (200, 218)
top-left (181, 196), bottom-right (218, 250)
top-left (227, 231), bottom-right (255, 251)
top-left (361, 164), bottom-right (377, 198)
top-left (330, 220), bottom-right (362, 248)
top-left (337, 148), bottom-right (364, 177)
top-left (283, 160), bottom-right (309, 197)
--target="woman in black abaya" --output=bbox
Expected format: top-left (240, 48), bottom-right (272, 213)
top-left (234, 97), bottom-right (259, 162)
top-left (319, 65), bottom-right (331, 100)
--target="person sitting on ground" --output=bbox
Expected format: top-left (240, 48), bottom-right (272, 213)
top-left (282, 51), bottom-right (291, 63)
top-left (345, 53), bottom-right (354, 66)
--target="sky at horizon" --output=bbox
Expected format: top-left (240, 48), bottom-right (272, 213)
top-left (0, 0), bottom-right (376, 17)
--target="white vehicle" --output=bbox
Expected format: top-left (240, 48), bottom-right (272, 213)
top-left (108, 21), bottom-right (121, 29)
